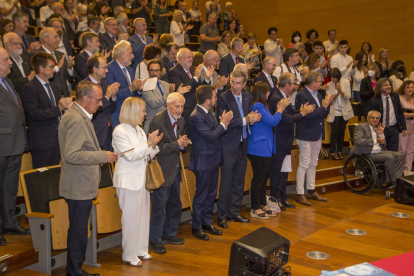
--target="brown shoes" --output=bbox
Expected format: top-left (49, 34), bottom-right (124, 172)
top-left (307, 192), bottom-right (327, 202)
top-left (296, 195), bottom-right (311, 206)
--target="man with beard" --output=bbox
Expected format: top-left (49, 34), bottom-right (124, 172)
top-left (4, 33), bottom-right (36, 92)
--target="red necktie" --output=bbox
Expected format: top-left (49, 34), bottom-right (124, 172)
top-left (235, 57), bottom-right (238, 64)
top-left (172, 122), bottom-right (180, 129)
top-left (112, 36), bottom-right (116, 43)
top-left (186, 70), bottom-right (192, 78)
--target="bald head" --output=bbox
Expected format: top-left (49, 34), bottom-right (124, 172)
top-left (177, 48), bottom-right (193, 70)
top-left (3, 33), bottom-right (23, 58)
top-left (0, 48), bottom-right (13, 78)
top-left (52, 3), bottom-right (65, 14)
top-left (203, 50), bottom-right (220, 68)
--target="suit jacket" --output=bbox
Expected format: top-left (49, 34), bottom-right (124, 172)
top-left (350, 122), bottom-right (386, 155)
top-left (8, 54), bottom-right (32, 92)
top-left (295, 87), bottom-right (330, 141)
top-left (326, 79), bottom-right (354, 122)
top-left (168, 63), bottom-right (203, 125)
top-left (99, 32), bottom-right (117, 62)
top-left (62, 17), bottom-right (75, 41)
top-left (112, 123), bottom-right (159, 191)
top-left (368, 92), bottom-right (406, 132)
top-left (188, 106), bottom-right (225, 171)
top-left (58, 102), bottom-right (108, 200)
top-left (74, 51), bottom-right (90, 82)
top-left (104, 59), bottom-right (138, 128)
top-left (82, 77), bottom-right (117, 148)
top-left (199, 67), bottom-right (219, 87)
top-left (148, 109), bottom-right (186, 187)
top-left (160, 55), bottom-right (176, 82)
top-left (128, 34), bottom-right (153, 67)
top-left (360, 76), bottom-right (376, 113)
top-left (0, 78), bottom-right (26, 156)
top-left (62, 37), bottom-right (74, 57)
top-left (268, 88), bottom-right (303, 150)
top-left (33, 46), bottom-right (73, 97)
top-left (20, 77), bottom-right (62, 151)
top-left (219, 53), bottom-right (246, 77)
top-left (141, 79), bottom-right (170, 133)
top-left (217, 89), bottom-right (253, 154)
top-left (254, 71), bottom-right (278, 98)
top-left (17, 31), bottom-right (36, 55)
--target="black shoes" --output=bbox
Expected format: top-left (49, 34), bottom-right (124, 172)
top-left (2, 225), bottom-right (31, 235)
top-left (280, 201), bottom-right (296, 209)
top-left (278, 202), bottom-right (287, 211)
top-left (227, 215), bottom-right (249, 223)
top-left (149, 241), bottom-right (167, 254)
top-left (0, 234), bottom-right (6, 246)
top-left (217, 219), bottom-right (228, 229)
top-left (82, 270), bottom-right (100, 276)
top-left (162, 236), bottom-right (185, 245)
top-left (202, 225), bottom-right (222, 235)
top-left (192, 229), bottom-right (209, 241)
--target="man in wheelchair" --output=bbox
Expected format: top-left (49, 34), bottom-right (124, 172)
top-left (350, 110), bottom-right (404, 185)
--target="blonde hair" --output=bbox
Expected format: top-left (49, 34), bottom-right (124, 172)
top-left (173, 10), bottom-right (183, 22)
top-left (119, 97), bottom-right (146, 125)
top-left (378, 47), bottom-right (389, 64)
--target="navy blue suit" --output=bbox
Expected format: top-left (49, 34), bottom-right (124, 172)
top-left (74, 51), bottom-right (90, 83)
top-left (128, 34), bottom-right (153, 67)
top-left (105, 60), bottom-right (139, 128)
top-left (216, 89), bottom-right (252, 220)
top-left (295, 88), bottom-right (330, 142)
top-left (254, 71), bottom-right (278, 98)
top-left (189, 106), bottom-right (226, 230)
top-left (160, 56), bottom-right (176, 82)
top-left (99, 32), bottom-right (116, 63)
top-left (268, 88), bottom-right (304, 202)
top-left (219, 53), bottom-right (246, 77)
top-left (17, 31), bottom-right (36, 55)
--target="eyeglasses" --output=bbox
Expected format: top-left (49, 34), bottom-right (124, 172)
top-left (149, 69), bottom-right (161, 73)
top-left (370, 117), bottom-right (380, 120)
top-left (87, 95), bottom-right (103, 103)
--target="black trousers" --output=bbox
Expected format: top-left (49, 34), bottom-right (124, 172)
top-left (248, 154), bottom-right (271, 210)
top-left (66, 199), bottom-right (92, 276)
top-left (0, 154), bottom-right (21, 229)
top-left (384, 124), bottom-right (400, 152)
top-left (330, 116), bottom-right (348, 153)
top-left (101, 126), bottom-right (112, 151)
top-left (31, 142), bottom-right (61, 169)
top-left (270, 148), bottom-right (291, 202)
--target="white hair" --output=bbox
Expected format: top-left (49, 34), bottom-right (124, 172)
top-left (167, 92), bottom-right (185, 105)
top-left (39, 27), bottom-right (55, 43)
top-left (133, 17), bottom-right (146, 28)
top-left (112, 40), bottom-right (131, 59)
top-left (367, 110), bottom-right (381, 119)
top-left (113, 6), bottom-right (125, 17)
top-left (117, 12), bottom-right (128, 25)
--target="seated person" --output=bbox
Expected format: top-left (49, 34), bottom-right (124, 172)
top-left (350, 110), bottom-right (404, 185)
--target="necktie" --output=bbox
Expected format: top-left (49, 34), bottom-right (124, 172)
top-left (235, 56), bottom-right (239, 64)
top-left (236, 96), bottom-right (247, 139)
top-left (122, 68), bottom-right (131, 86)
top-left (157, 81), bottom-right (164, 96)
top-left (22, 35), bottom-right (29, 51)
top-left (208, 112), bottom-right (216, 126)
top-left (112, 36), bottom-right (116, 43)
top-left (2, 78), bottom-right (20, 107)
top-left (268, 75), bottom-right (274, 88)
top-left (186, 70), bottom-right (192, 79)
top-left (44, 83), bottom-right (56, 106)
top-left (171, 61), bottom-right (175, 66)
top-left (385, 96), bottom-right (390, 127)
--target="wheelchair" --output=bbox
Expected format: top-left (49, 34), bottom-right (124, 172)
top-left (340, 124), bottom-right (394, 200)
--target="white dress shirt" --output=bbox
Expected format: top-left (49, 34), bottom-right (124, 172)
top-left (369, 125), bottom-right (384, 154)
top-left (330, 53), bottom-right (353, 81)
top-left (76, 102), bottom-right (93, 120)
top-left (11, 56), bottom-right (26, 77)
top-left (264, 38), bottom-right (285, 66)
top-left (381, 93), bottom-right (397, 126)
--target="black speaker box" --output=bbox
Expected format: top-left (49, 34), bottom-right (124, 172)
top-left (395, 175), bottom-right (414, 205)
top-left (229, 227), bottom-right (290, 276)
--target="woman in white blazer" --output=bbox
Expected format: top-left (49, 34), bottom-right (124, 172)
top-left (170, 9), bottom-right (192, 47)
top-left (112, 97), bottom-right (163, 267)
top-left (326, 68), bottom-right (354, 160)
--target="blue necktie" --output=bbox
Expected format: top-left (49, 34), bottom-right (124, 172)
top-left (44, 83), bottom-right (56, 106)
top-left (236, 96), bottom-right (247, 139)
top-left (157, 81), bottom-right (164, 96)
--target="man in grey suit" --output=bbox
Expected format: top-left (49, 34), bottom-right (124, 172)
top-left (148, 92), bottom-right (191, 254)
top-left (200, 50), bottom-right (229, 91)
top-left (350, 110), bottom-right (403, 184)
top-left (0, 48), bottom-right (31, 246)
top-left (59, 81), bottom-right (118, 276)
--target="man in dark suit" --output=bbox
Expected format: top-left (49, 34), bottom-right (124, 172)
top-left (268, 73), bottom-right (315, 210)
top-left (21, 53), bottom-right (73, 168)
top-left (74, 32), bottom-right (101, 82)
top-left (219, 37), bottom-right (253, 77)
top-left (48, 18), bottom-right (74, 59)
top-left (0, 48), bottom-right (31, 245)
top-left (82, 56), bottom-right (119, 150)
top-left (368, 78), bottom-right (407, 151)
top-left (74, 16), bottom-right (101, 49)
top-left (105, 40), bottom-right (145, 128)
top-left (34, 28), bottom-right (74, 97)
top-left (50, 3), bottom-right (75, 40)
top-left (295, 71), bottom-right (333, 206)
top-left (128, 18), bottom-right (157, 67)
top-left (148, 93), bottom-right (191, 253)
top-left (4, 33), bottom-right (36, 92)
top-left (254, 57), bottom-right (278, 98)
top-left (189, 85), bottom-right (233, 240)
top-left (169, 48), bottom-right (211, 127)
top-left (99, 17), bottom-right (129, 63)
top-left (161, 43), bottom-right (179, 82)
top-left (12, 12), bottom-right (40, 55)
top-left (216, 70), bottom-right (261, 229)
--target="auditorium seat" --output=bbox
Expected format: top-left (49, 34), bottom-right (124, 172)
top-left (185, 43), bottom-right (200, 51)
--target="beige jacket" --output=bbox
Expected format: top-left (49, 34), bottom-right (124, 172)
top-left (326, 79), bottom-right (354, 122)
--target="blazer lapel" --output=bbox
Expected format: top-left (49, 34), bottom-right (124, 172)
top-left (73, 103), bottom-right (100, 148)
top-left (304, 89), bottom-right (318, 106)
top-left (34, 77), bottom-right (54, 107)
top-left (163, 110), bottom-right (177, 140)
top-left (0, 78), bottom-right (21, 108)
top-left (11, 59), bottom-right (23, 78)
top-left (197, 106), bottom-right (215, 128)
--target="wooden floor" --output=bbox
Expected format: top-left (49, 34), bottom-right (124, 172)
top-left (10, 189), bottom-right (414, 276)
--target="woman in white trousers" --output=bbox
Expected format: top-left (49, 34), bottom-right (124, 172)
top-left (112, 97), bottom-right (163, 267)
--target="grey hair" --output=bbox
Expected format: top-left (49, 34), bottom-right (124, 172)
top-left (293, 42), bottom-right (304, 51)
top-left (167, 92), bottom-right (185, 105)
top-left (39, 27), bottom-right (55, 43)
top-left (2, 32), bottom-right (18, 45)
top-left (47, 18), bottom-right (63, 27)
top-left (304, 71), bottom-right (322, 85)
top-left (208, 13), bottom-right (217, 19)
top-left (233, 63), bottom-right (248, 74)
top-left (76, 81), bottom-right (100, 100)
top-left (104, 17), bottom-right (117, 27)
top-left (113, 6), bottom-right (125, 17)
top-left (117, 12), bottom-right (128, 25)
top-left (262, 57), bottom-right (275, 67)
top-left (133, 17), bottom-right (146, 28)
top-left (278, 73), bottom-right (294, 88)
top-left (230, 37), bottom-right (243, 50)
top-left (230, 70), bottom-right (246, 83)
top-left (367, 110), bottom-right (381, 119)
top-left (112, 40), bottom-right (131, 59)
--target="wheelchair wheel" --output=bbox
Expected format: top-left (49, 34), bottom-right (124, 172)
top-left (343, 155), bottom-right (376, 194)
